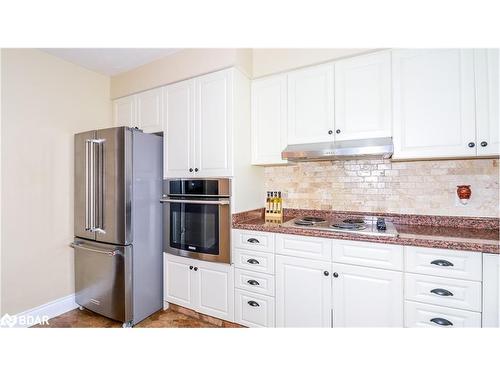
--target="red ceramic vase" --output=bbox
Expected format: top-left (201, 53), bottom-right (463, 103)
top-left (456, 185), bottom-right (472, 200)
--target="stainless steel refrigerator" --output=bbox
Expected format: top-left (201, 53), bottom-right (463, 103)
top-left (71, 126), bottom-right (163, 327)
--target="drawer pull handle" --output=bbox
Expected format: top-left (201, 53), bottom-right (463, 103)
top-left (247, 258), bottom-right (260, 265)
top-left (430, 317), bottom-right (453, 326)
top-left (248, 300), bottom-right (260, 307)
top-left (247, 279), bottom-right (260, 286)
top-left (430, 288), bottom-right (454, 297)
top-left (247, 238), bottom-right (260, 244)
top-left (431, 259), bottom-right (454, 267)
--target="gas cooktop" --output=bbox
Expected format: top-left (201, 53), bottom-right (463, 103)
top-left (282, 216), bottom-right (399, 237)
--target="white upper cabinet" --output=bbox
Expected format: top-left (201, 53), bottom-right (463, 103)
top-left (113, 95), bottom-right (136, 127)
top-left (332, 263), bottom-right (403, 327)
top-left (276, 255), bottom-right (332, 327)
top-left (251, 74), bottom-right (288, 165)
top-left (136, 87), bottom-right (163, 133)
top-left (392, 49), bottom-right (477, 159)
top-left (164, 80), bottom-right (195, 178)
top-left (287, 62), bottom-right (335, 144)
top-left (475, 49), bottom-right (499, 157)
top-left (334, 51), bottom-right (392, 140)
top-left (194, 69), bottom-right (233, 177)
top-left (163, 68), bottom-right (245, 178)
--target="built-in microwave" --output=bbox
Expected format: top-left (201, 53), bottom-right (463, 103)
top-left (161, 178), bottom-right (231, 264)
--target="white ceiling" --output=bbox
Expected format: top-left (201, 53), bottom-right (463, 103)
top-left (40, 48), bottom-right (180, 76)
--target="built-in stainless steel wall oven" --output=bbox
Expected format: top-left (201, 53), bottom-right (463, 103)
top-left (161, 178), bottom-right (231, 264)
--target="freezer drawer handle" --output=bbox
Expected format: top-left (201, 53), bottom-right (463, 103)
top-left (430, 259), bottom-right (454, 267)
top-left (430, 317), bottom-right (453, 326)
top-left (430, 288), bottom-right (454, 297)
top-left (70, 242), bottom-right (119, 257)
top-left (159, 198), bottom-right (230, 205)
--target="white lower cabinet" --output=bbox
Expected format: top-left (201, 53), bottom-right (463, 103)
top-left (276, 255), bottom-right (332, 327)
top-left (164, 253), bottom-right (234, 322)
top-left (235, 289), bottom-right (275, 328)
top-left (332, 263), bottom-right (403, 327)
top-left (405, 301), bottom-right (482, 328)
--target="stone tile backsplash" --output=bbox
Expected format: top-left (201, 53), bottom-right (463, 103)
top-left (264, 159), bottom-right (499, 218)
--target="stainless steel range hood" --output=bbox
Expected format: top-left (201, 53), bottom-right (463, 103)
top-left (281, 137), bottom-right (394, 161)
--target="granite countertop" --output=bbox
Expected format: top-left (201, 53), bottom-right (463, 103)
top-left (232, 209), bottom-right (500, 254)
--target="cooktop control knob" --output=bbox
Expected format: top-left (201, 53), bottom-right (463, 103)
top-left (376, 218), bottom-right (387, 231)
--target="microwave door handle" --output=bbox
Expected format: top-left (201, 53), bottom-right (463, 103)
top-left (159, 199), bottom-right (230, 205)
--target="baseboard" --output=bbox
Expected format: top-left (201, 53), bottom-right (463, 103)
top-left (1, 294), bottom-right (78, 328)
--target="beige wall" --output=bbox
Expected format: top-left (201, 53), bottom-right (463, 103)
top-left (252, 48), bottom-right (377, 78)
top-left (111, 48), bottom-right (253, 99)
top-left (110, 48), bottom-right (379, 98)
top-left (1, 49), bottom-right (111, 315)
top-left (265, 159), bottom-right (499, 218)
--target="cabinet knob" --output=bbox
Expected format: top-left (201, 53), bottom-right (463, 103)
top-left (481, 141), bottom-right (488, 147)
top-left (193, 267), bottom-right (198, 271)
top-left (323, 271), bottom-right (329, 276)
top-left (333, 272), bottom-right (339, 278)
top-left (189, 266), bottom-right (193, 270)
top-left (328, 130), bottom-right (333, 135)
top-left (189, 168), bottom-right (193, 172)
top-left (336, 129), bottom-right (341, 134)
top-left (194, 168), bottom-right (199, 172)
top-left (468, 142), bottom-right (475, 148)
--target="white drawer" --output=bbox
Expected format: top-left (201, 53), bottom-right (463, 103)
top-left (405, 301), bottom-right (482, 328)
top-left (233, 229), bottom-right (275, 253)
top-left (276, 234), bottom-right (332, 261)
top-left (405, 246), bottom-right (482, 281)
top-left (405, 273), bottom-right (482, 312)
top-left (233, 248), bottom-right (275, 274)
top-left (332, 239), bottom-right (403, 271)
top-left (235, 289), bottom-right (275, 328)
top-left (235, 268), bottom-right (275, 296)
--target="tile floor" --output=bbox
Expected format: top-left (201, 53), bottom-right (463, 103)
top-left (33, 306), bottom-right (242, 328)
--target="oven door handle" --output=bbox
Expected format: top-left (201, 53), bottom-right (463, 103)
top-left (160, 198), bottom-right (230, 205)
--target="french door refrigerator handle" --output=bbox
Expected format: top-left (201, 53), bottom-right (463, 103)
top-left (85, 139), bottom-right (93, 231)
top-left (93, 139), bottom-right (105, 234)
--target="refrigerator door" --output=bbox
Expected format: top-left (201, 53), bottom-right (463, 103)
top-left (74, 130), bottom-right (97, 240)
top-left (73, 238), bottom-right (132, 323)
top-left (94, 127), bottom-right (133, 245)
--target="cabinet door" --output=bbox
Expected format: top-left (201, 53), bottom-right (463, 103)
top-left (335, 51), bottom-right (392, 140)
top-left (475, 49), bottom-right (499, 156)
top-left (194, 69), bottom-right (233, 177)
top-left (251, 74), bottom-right (288, 165)
top-left (332, 263), bottom-right (403, 327)
top-left (113, 95), bottom-right (136, 127)
top-left (136, 87), bottom-right (163, 133)
top-left (164, 254), bottom-right (195, 310)
top-left (194, 261), bottom-right (234, 322)
top-left (276, 255), bottom-right (332, 327)
top-left (392, 49), bottom-right (476, 159)
top-left (287, 63), bottom-right (334, 144)
top-left (164, 80), bottom-right (195, 178)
